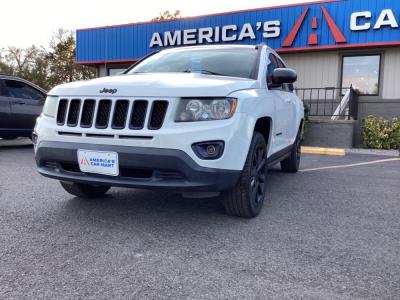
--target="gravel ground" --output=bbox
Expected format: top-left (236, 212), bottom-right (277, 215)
top-left (0, 139), bottom-right (399, 299)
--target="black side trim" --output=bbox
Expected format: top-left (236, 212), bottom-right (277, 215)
top-left (266, 144), bottom-right (293, 167)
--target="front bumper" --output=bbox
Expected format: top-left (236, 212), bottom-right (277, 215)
top-left (36, 141), bottom-right (241, 192)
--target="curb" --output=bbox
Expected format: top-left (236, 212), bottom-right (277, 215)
top-left (301, 146), bottom-right (345, 156)
top-left (301, 146), bottom-right (400, 157)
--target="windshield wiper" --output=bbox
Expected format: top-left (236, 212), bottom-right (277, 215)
top-left (182, 70), bottom-right (226, 76)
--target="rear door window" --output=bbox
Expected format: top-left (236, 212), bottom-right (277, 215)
top-left (4, 80), bottom-right (45, 101)
top-left (0, 80), bottom-right (9, 97)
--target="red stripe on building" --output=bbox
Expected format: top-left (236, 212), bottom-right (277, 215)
top-left (282, 8), bottom-right (309, 47)
top-left (312, 16), bottom-right (318, 29)
top-left (321, 5), bottom-right (346, 43)
top-left (308, 33), bottom-right (318, 45)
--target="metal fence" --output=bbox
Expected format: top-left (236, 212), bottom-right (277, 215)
top-left (295, 86), bottom-right (359, 120)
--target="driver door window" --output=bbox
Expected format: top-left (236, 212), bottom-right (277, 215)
top-left (267, 54), bottom-right (280, 88)
top-left (0, 80), bottom-right (11, 128)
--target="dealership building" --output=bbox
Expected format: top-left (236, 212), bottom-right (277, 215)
top-left (75, 0), bottom-right (400, 146)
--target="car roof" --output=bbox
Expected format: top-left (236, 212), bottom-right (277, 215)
top-left (160, 43), bottom-right (272, 53)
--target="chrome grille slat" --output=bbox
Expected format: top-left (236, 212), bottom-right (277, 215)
top-left (67, 99), bottom-right (81, 127)
top-left (56, 99), bottom-right (68, 126)
top-left (80, 99), bottom-right (96, 128)
top-left (130, 100), bottom-right (148, 130)
top-left (95, 100), bottom-right (112, 129)
top-left (149, 101), bottom-right (168, 130)
top-left (112, 100), bottom-right (129, 129)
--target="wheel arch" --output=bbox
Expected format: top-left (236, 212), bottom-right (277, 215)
top-left (253, 116), bottom-right (273, 154)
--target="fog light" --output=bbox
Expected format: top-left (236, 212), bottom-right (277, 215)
top-left (192, 141), bottom-right (224, 160)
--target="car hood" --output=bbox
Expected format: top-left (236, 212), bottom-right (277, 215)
top-left (50, 73), bottom-right (258, 97)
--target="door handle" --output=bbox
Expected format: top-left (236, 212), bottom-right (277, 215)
top-left (284, 98), bottom-right (292, 104)
top-left (13, 100), bottom-right (26, 104)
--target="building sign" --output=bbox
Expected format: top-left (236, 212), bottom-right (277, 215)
top-left (350, 9), bottom-right (399, 31)
top-left (76, 0), bottom-right (400, 64)
top-left (149, 22), bottom-right (281, 47)
top-left (149, 6), bottom-right (400, 49)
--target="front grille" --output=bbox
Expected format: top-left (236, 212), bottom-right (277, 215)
top-left (57, 162), bottom-right (182, 181)
top-left (56, 99), bottom-right (68, 125)
top-left (80, 100), bottom-right (95, 128)
top-left (112, 100), bottom-right (129, 129)
top-left (149, 101), bottom-right (168, 130)
top-left (55, 98), bottom-right (168, 131)
top-left (67, 99), bottom-right (81, 127)
top-left (95, 100), bottom-right (112, 129)
top-left (130, 100), bottom-right (148, 130)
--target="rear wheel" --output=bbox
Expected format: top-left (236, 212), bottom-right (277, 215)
top-left (223, 132), bottom-right (267, 218)
top-left (60, 181), bottom-right (110, 198)
top-left (280, 129), bottom-right (302, 173)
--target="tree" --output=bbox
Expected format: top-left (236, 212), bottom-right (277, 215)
top-left (0, 50), bottom-right (14, 75)
top-left (0, 46), bottom-right (43, 76)
top-left (152, 10), bottom-right (181, 21)
top-left (0, 28), bottom-right (95, 90)
top-left (46, 29), bottom-right (95, 88)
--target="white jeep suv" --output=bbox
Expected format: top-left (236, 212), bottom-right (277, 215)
top-left (34, 44), bottom-right (304, 218)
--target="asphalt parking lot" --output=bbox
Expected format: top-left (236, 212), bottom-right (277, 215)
top-left (0, 139), bottom-right (399, 299)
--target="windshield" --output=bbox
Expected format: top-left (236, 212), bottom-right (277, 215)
top-left (126, 48), bottom-right (258, 79)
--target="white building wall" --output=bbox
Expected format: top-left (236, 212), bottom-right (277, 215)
top-left (281, 48), bottom-right (400, 99)
top-left (382, 48), bottom-right (400, 99)
top-left (280, 51), bottom-right (339, 89)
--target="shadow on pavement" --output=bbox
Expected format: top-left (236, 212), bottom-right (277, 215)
top-left (0, 138), bottom-right (33, 149)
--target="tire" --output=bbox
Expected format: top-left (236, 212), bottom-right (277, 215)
top-left (60, 181), bottom-right (110, 198)
top-left (223, 132), bottom-right (267, 218)
top-left (280, 129), bottom-right (302, 173)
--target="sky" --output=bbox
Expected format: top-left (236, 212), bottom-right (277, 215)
top-left (0, 0), bottom-right (324, 48)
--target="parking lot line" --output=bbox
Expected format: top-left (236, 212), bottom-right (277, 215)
top-left (300, 158), bottom-right (400, 172)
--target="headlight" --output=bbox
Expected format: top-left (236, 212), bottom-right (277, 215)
top-left (175, 98), bottom-right (237, 122)
top-left (42, 96), bottom-right (58, 118)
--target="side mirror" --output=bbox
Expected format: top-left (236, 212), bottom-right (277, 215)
top-left (269, 68), bottom-right (297, 87)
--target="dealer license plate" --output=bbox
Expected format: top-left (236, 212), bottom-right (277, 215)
top-left (77, 150), bottom-right (119, 176)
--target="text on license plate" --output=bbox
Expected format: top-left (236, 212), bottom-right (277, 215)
top-left (77, 150), bottom-right (119, 176)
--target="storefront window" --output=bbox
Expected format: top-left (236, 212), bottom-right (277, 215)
top-left (108, 68), bottom-right (127, 76)
top-left (341, 55), bottom-right (381, 96)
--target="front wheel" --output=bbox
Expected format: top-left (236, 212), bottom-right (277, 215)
top-left (60, 181), bottom-right (110, 198)
top-left (223, 132), bottom-right (267, 218)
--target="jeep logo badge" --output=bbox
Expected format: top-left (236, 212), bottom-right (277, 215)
top-left (99, 88), bottom-right (118, 94)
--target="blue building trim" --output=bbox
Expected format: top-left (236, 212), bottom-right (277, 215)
top-left (76, 0), bottom-right (400, 64)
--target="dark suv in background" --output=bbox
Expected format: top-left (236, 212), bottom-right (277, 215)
top-left (0, 74), bottom-right (47, 140)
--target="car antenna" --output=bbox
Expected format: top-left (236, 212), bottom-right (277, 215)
top-left (255, 43), bottom-right (266, 50)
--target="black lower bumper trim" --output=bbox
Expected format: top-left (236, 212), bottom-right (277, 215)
top-left (35, 141), bottom-right (241, 192)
